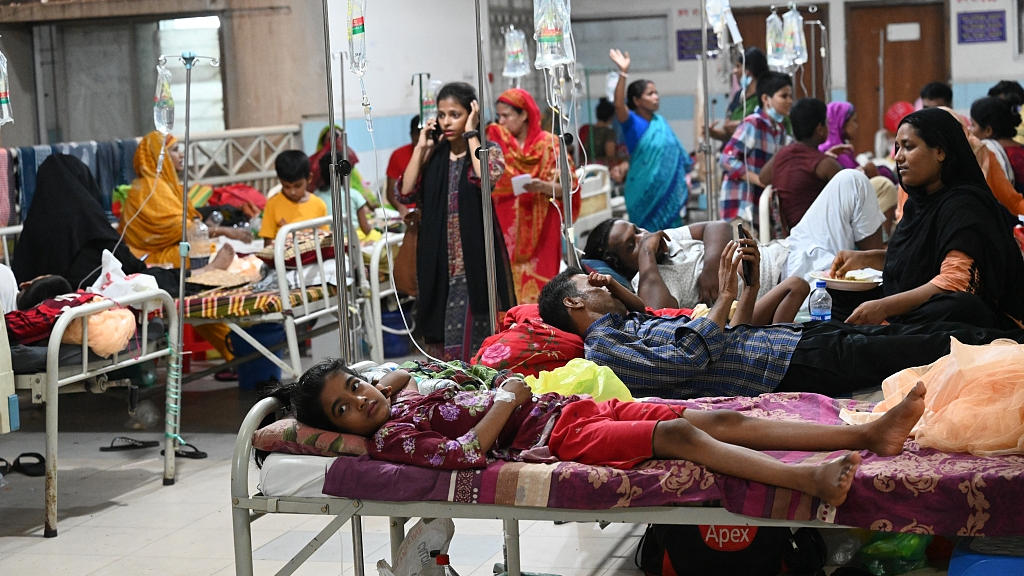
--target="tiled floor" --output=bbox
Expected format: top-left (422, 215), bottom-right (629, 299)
top-left (0, 354), bottom-right (647, 576)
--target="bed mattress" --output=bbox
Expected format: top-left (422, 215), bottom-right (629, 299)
top-left (179, 285), bottom-right (335, 320)
top-left (260, 453), bottom-right (337, 498)
top-left (308, 393), bottom-right (1024, 537)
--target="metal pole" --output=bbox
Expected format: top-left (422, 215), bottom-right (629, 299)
top-left (412, 73), bottom-right (430, 129)
top-left (809, 24), bottom-right (817, 99)
top-left (700, 0), bottom-right (718, 221)
top-left (341, 63), bottom-right (363, 360)
top-left (475, 0), bottom-right (498, 334)
top-left (878, 31), bottom-right (885, 133)
top-left (321, 0), bottom-right (353, 361)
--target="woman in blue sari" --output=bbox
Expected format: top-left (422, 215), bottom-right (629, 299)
top-left (610, 49), bottom-right (693, 231)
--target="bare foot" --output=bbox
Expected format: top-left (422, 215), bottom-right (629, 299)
top-left (811, 452), bottom-right (861, 507)
top-left (866, 381), bottom-right (926, 456)
top-left (209, 243), bottom-right (235, 270)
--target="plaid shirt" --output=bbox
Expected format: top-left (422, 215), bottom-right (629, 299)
top-left (719, 110), bottom-right (791, 221)
top-left (584, 313), bottom-right (803, 399)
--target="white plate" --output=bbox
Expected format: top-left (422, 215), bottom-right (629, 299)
top-left (809, 270), bottom-right (882, 292)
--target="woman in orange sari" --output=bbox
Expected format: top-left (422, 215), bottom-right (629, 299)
top-left (487, 89), bottom-right (578, 303)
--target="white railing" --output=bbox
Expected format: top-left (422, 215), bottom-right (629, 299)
top-left (186, 124), bottom-right (302, 192)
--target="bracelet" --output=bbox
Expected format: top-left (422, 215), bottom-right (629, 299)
top-left (462, 130), bottom-right (480, 140)
top-left (618, 71), bottom-right (629, 78)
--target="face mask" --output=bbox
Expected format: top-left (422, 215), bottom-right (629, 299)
top-left (739, 74), bottom-right (752, 90)
top-left (766, 106), bottom-right (785, 124)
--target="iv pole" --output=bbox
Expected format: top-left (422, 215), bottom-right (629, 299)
top-left (320, 3), bottom-right (355, 362)
top-left (700, 0), bottom-right (718, 220)
top-left (474, 0), bottom-right (499, 335)
top-left (411, 72), bottom-right (431, 129)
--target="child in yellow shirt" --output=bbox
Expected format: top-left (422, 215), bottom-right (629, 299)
top-left (261, 150), bottom-right (329, 245)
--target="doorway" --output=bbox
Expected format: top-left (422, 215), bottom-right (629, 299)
top-left (732, 5), bottom-right (831, 101)
top-left (846, 2), bottom-right (948, 153)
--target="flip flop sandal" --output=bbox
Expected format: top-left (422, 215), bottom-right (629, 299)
top-left (214, 369), bottom-right (238, 382)
top-left (99, 437), bottom-right (161, 452)
top-left (12, 453), bottom-right (45, 477)
top-left (0, 457), bottom-right (9, 475)
top-left (161, 443), bottom-right (208, 460)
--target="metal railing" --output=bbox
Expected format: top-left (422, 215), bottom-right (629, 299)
top-left (186, 124), bottom-right (302, 192)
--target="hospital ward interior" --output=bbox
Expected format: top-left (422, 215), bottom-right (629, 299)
top-left (3, 0), bottom-right (1024, 575)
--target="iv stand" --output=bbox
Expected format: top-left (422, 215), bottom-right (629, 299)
top-left (158, 50), bottom-right (217, 488)
top-left (319, 4), bottom-right (355, 362)
top-left (474, 0), bottom-right (499, 335)
top-left (700, 0), bottom-right (719, 220)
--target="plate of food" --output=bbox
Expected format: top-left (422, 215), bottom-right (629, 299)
top-left (809, 268), bottom-right (883, 291)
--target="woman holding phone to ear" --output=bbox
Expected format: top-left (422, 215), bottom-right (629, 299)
top-left (396, 82), bottom-right (516, 361)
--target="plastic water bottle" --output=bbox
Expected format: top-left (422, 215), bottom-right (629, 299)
top-left (153, 65), bottom-right (174, 134)
top-left (808, 280), bottom-right (832, 321)
top-left (188, 218), bottom-right (211, 268)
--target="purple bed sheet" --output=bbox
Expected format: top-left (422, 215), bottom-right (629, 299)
top-left (323, 393), bottom-right (1024, 537)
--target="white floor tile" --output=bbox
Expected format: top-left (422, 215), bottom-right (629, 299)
top-left (85, 555), bottom-right (233, 576)
top-left (0, 552), bottom-right (116, 575)
top-left (22, 524), bottom-right (177, 557)
top-left (79, 497), bottom-right (225, 529)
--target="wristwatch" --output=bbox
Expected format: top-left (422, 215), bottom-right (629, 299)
top-left (493, 389), bottom-right (516, 404)
top-left (462, 130), bottom-right (480, 140)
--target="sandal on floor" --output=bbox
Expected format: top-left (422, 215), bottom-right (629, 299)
top-left (161, 443), bottom-right (207, 460)
top-left (99, 437), bottom-right (160, 452)
top-left (214, 369), bottom-right (238, 382)
top-left (0, 457), bottom-right (9, 475)
top-left (12, 453), bottom-right (45, 477)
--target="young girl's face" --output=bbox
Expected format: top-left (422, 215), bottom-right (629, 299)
top-left (844, 111), bottom-right (860, 140)
top-left (319, 370), bottom-right (411, 436)
top-left (438, 97), bottom-right (471, 143)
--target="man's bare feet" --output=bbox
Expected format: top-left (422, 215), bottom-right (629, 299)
top-left (194, 244), bottom-right (236, 275)
top-left (866, 382), bottom-right (926, 456)
top-left (811, 452), bottom-right (861, 507)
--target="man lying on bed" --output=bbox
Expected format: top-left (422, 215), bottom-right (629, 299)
top-left (537, 237), bottom-right (1024, 399)
top-left (272, 356), bottom-right (929, 508)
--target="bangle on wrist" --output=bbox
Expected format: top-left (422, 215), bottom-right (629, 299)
top-left (618, 70), bottom-right (629, 78)
top-left (462, 130), bottom-right (480, 140)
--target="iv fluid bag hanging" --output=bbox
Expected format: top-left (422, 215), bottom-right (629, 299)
top-left (0, 50), bottom-right (12, 127)
top-left (503, 27), bottom-right (530, 78)
top-left (782, 9), bottom-right (808, 69)
top-left (348, 0), bottom-right (368, 76)
top-left (534, 0), bottom-right (572, 70)
top-left (765, 11), bottom-right (787, 72)
top-left (422, 79), bottom-right (443, 123)
top-left (153, 65), bottom-right (174, 134)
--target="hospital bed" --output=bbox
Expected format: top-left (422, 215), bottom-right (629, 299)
top-left (231, 361), bottom-right (1024, 576)
top-left (573, 165), bottom-right (613, 248)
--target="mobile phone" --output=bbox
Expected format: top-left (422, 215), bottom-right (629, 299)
top-left (431, 122), bottom-right (443, 142)
top-left (736, 224), bottom-right (754, 286)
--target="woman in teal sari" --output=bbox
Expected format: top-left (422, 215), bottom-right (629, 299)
top-left (610, 49), bottom-right (694, 231)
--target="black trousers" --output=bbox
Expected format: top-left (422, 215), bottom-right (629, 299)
top-left (775, 321), bottom-right (1024, 396)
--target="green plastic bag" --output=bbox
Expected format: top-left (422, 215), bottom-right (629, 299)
top-left (526, 358), bottom-right (634, 402)
top-left (856, 532), bottom-right (933, 575)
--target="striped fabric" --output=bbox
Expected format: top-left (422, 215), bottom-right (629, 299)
top-left (583, 313), bottom-right (801, 399)
top-left (178, 285), bottom-right (336, 320)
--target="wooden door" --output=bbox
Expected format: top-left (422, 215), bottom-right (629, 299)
top-left (732, 5), bottom-right (830, 101)
top-left (846, 3), bottom-right (948, 153)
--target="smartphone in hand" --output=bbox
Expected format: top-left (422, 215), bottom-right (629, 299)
top-left (736, 224), bottom-right (754, 286)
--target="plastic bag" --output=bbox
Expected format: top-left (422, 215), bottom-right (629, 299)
top-left (765, 12), bottom-right (787, 71)
top-left (90, 250), bottom-right (161, 300)
top-left (153, 65), bottom-right (173, 134)
top-left (376, 518), bottom-right (455, 576)
top-left (348, 0), bottom-right (368, 76)
top-left (0, 48), bottom-right (13, 127)
top-left (782, 9), bottom-right (808, 70)
top-left (856, 532), bottom-right (932, 576)
top-left (534, 0), bottom-right (572, 70)
top-left (503, 27), bottom-right (530, 78)
top-left (525, 358), bottom-right (634, 402)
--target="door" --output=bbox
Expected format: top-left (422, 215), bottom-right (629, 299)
top-left (846, 3), bottom-right (948, 153)
top-left (732, 5), bottom-right (831, 101)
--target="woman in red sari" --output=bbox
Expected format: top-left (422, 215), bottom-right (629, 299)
top-left (487, 88), bottom-right (577, 303)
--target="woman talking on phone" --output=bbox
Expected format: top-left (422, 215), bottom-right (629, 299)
top-left (396, 82), bottom-right (516, 361)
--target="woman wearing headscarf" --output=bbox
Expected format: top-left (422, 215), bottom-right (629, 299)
top-left (609, 48), bottom-right (693, 231)
top-left (14, 154), bottom-right (234, 292)
top-left (487, 88), bottom-right (577, 303)
top-left (396, 82), bottom-right (515, 361)
top-left (120, 131), bottom-right (248, 267)
top-left (820, 101), bottom-right (892, 181)
top-left (831, 107), bottom-right (1024, 329)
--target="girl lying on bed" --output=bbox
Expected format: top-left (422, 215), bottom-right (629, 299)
top-left (271, 361), bottom-right (927, 508)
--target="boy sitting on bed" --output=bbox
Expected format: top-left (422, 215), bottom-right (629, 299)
top-left (260, 150), bottom-right (329, 246)
top-left (272, 356), bottom-right (928, 508)
top-left (537, 239), bottom-right (1024, 400)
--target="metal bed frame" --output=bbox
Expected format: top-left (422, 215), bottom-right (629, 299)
top-left (230, 361), bottom-right (837, 576)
